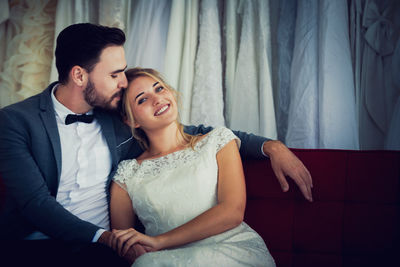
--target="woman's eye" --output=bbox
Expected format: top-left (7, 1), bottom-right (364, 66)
top-left (138, 98), bottom-right (147, 104)
top-left (111, 74), bottom-right (117, 78)
top-left (155, 86), bottom-right (164, 93)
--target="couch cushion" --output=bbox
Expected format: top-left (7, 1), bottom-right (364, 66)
top-left (242, 149), bottom-right (400, 267)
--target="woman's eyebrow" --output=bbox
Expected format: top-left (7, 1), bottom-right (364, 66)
top-left (135, 92), bottom-right (144, 100)
top-left (152, 82), bottom-right (159, 87)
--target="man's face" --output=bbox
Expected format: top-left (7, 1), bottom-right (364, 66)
top-left (84, 45), bottom-right (128, 110)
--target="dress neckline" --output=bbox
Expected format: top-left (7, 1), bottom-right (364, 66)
top-left (133, 131), bottom-right (213, 166)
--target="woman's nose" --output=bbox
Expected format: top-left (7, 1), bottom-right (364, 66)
top-left (152, 95), bottom-right (161, 106)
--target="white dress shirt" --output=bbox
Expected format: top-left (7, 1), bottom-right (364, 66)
top-left (26, 84), bottom-right (111, 241)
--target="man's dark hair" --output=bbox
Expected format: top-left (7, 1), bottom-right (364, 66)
top-left (55, 23), bottom-right (126, 84)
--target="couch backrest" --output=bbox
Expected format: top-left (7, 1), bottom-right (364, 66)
top-left (242, 149), bottom-right (400, 267)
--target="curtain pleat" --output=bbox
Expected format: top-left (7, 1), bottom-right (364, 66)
top-left (0, 0), bottom-right (396, 150)
top-left (275, 0), bottom-right (297, 142)
top-left (125, 0), bottom-right (171, 72)
top-left (190, 0), bottom-right (225, 127)
top-left (287, 0), bottom-right (359, 149)
top-left (163, 0), bottom-right (199, 125)
top-left (224, 0), bottom-right (276, 138)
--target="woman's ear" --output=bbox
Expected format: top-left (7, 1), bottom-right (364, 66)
top-left (70, 66), bottom-right (87, 87)
top-left (124, 118), bottom-right (141, 129)
top-left (124, 117), bottom-right (133, 127)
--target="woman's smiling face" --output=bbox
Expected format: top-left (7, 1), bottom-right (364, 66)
top-left (126, 75), bottom-right (178, 131)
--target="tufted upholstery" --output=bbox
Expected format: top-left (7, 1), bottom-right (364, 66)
top-left (1, 149), bottom-right (399, 266)
top-left (243, 149), bottom-right (400, 267)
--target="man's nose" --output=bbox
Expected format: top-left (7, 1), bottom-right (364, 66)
top-left (119, 73), bottom-right (128, 88)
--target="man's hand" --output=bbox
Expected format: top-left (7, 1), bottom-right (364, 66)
top-left (121, 243), bottom-right (147, 265)
top-left (110, 228), bottom-right (159, 257)
top-left (263, 140), bottom-right (313, 202)
top-left (98, 230), bottom-right (148, 264)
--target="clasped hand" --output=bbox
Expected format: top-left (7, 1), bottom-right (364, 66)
top-left (109, 228), bottom-right (159, 263)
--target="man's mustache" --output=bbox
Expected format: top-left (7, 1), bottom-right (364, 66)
top-left (111, 90), bottom-right (123, 100)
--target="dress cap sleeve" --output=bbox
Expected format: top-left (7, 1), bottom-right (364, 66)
top-left (113, 160), bottom-right (138, 191)
top-left (212, 127), bottom-right (241, 152)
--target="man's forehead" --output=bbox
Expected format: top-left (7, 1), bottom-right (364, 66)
top-left (96, 45), bottom-right (126, 70)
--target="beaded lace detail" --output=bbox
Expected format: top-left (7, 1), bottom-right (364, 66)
top-left (114, 127), bottom-right (240, 186)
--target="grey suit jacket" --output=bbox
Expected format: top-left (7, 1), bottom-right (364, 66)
top-left (0, 83), bottom-right (268, 242)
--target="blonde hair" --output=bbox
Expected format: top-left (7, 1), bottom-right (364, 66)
top-left (122, 67), bottom-right (202, 150)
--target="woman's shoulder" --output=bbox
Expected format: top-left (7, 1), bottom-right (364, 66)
top-left (209, 126), bottom-right (234, 136)
top-left (117, 158), bottom-right (140, 168)
top-left (197, 126), bottom-right (240, 151)
top-left (114, 159), bottom-right (140, 184)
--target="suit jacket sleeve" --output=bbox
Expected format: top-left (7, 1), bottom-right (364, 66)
top-left (184, 125), bottom-right (270, 159)
top-left (0, 109), bottom-right (99, 242)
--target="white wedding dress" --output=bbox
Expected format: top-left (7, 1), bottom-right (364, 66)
top-left (113, 127), bottom-right (275, 267)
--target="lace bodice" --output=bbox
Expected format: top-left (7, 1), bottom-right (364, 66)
top-left (113, 127), bottom-right (240, 236)
top-left (113, 127), bottom-right (275, 267)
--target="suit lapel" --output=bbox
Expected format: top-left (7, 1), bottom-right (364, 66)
top-left (39, 83), bottom-right (62, 181)
top-left (94, 109), bottom-right (118, 169)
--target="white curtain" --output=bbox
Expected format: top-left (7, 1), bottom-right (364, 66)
top-left (224, 0), bottom-right (277, 138)
top-left (0, 0), bottom-right (56, 108)
top-left (2, 0), bottom-right (396, 150)
top-left (275, 0), bottom-right (297, 142)
top-left (163, 0), bottom-right (199, 125)
top-left (318, 0), bottom-right (359, 149)
top-left (386, 32), bottom-right (400, 150)
top-left (286, 0), bottom-right (359, 149)
top-left (351, 0), bottom-right (400, 149)
top-left (125, 0), bottom-right (171, 72)
top-left (386, 96), bottom-right (400, 149)
top-left (190, 0), bottom-right (225, 127)
top-left (285, 0), bottom-right (319, 148)
top-left (98, 0), bottom-right (132, 32)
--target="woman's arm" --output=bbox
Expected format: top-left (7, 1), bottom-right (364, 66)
top-left (112, 139), bottom-right (246, 255)
top-left (110, 181), bottom-right (135, 230)
top-left (109, 181), bottom-right (150, 263)
top-left (184, 124), bottom-right (313, 202)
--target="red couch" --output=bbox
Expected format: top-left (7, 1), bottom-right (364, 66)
top-left (243, 149), bottom-right (400, 267)
top-left (1, 149), bottom-right (399, 266)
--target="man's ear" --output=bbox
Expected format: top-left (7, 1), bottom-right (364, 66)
top-left (70, 66), bottom-right (87, 87)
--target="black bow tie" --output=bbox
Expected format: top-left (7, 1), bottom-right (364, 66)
top-left (65, 114), bottom-right (94, 125)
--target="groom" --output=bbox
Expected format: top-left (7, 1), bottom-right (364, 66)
top-left (0, 23), bottom-right (312, 265)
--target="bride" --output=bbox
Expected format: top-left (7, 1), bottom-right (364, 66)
top-left (107, 67), bottom-right (276, 266)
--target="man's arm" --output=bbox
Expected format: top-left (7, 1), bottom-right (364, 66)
top-left (263, 140), bottom-right (313, 202)
top-left (184, 125), bottom-right (313, 201)
top-left (0, 109), bottom-right (99, 241)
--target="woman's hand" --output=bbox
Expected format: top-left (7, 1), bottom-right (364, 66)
top-left (110, 228), bottom-right (161, 257)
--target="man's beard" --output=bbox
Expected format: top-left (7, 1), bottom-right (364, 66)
top-left (84, 79), bottom-right (121, 110)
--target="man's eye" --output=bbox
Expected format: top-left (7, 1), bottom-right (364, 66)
top-left (138, 98), bottom-right (147, 104)
top-left (155, 86), bottom-right (164, 93)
